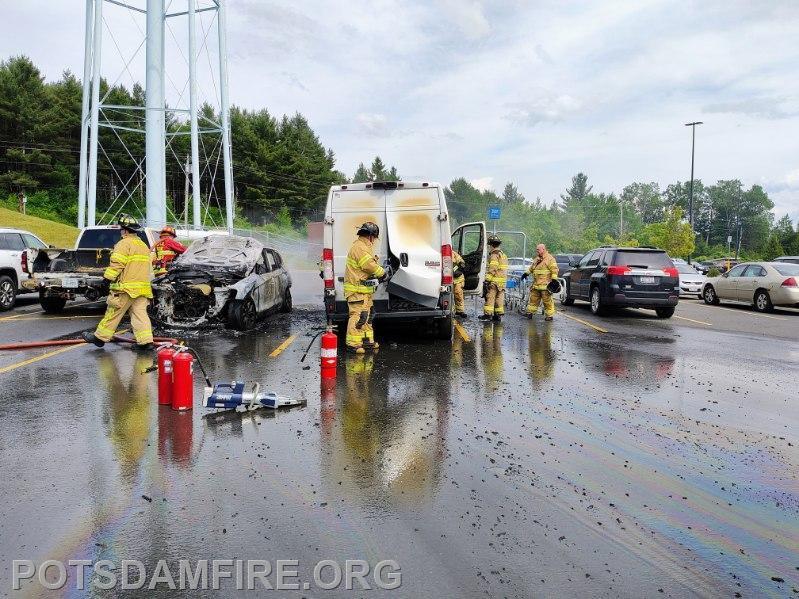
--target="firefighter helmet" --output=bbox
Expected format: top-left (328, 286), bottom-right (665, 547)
top-left (487, 234), bottom-right (501, 246)
top-left (160, 226), bottom-right (177, 237)
top-left (117, 213), bottom-right (142, 232)
top-left (547, 279), bottom-right (562, 294)
top-left (357, 222), bottom-right (380, 238)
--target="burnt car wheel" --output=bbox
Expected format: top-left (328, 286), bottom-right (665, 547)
top-left (280, 288), bottom-right (293, 313)
top-left (228, 298), bottom-right (257, 330)
top-left (39, 292), bottom-right (66, 314)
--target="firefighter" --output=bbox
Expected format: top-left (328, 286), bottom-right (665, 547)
top-left (344, 222), bottom-right (387, 354)
top-left (452, 249), bottom-right (467, 318)
top-left (153, 226), bottom-right (187, 276)
top-left (82, 214), bottom-right (154, 350)
top-left (478, 234), bottom-right (508, 321)
top-left (521, 243), bottom-right (559, 320)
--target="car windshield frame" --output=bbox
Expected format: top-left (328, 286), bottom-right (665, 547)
top-left (773, 263), bottom-right (799, 276)
top-left (612, 250), bottom-right (672, 269)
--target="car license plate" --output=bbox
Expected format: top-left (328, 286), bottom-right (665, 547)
top-left (62, 278), bottom-right (79, 289)
top-left (639, 276), bottom-right (656, 285)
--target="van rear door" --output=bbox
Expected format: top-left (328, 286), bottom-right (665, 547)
top-left (329, 187), bottom-right (387, 299)
top-left (451, 222), bottom-right (487, 294)
top-left (384, 186), bottom-right (443, 308)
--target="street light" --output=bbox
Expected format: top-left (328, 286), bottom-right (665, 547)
top-left (685, 121), bottom-right (702, 263)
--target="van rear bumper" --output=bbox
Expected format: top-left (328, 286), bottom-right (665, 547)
top-left (326, 298), bottom-right (450, 322)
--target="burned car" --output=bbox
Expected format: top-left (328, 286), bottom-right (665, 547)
top-left (151, 235), bottom-right (292, 330)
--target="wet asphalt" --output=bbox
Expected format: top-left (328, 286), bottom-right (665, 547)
top-left (0, 272), bottom-right (797, 598)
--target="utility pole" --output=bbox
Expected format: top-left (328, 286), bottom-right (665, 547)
top-left (619, 197), bottom-right (624, 241)
top-left (685, 121), bottom-right (702, 263)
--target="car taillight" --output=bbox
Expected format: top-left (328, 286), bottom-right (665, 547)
top-left (664, 267), bottom-right (679, 278)
top-left (781, 277), bottom-right (797, 287)
top-left (441, 244), bottom-right (453, 285)
top-left (21, 251), bottom-right (28, 274)
top-left (322, 248), bottom-right (334, 289)
top-left (606, 266), bottom-right (631, 276)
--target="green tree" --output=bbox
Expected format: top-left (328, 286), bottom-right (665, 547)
top-left (502, 182), bottom-right (525, 205)
top-left (559, 172), bottom-right (591, 210)
top-left (762, 235), bottom-right (785, 260)
top-left (641, 207), bottom-right (695, 258)
top-left (621, 181), bottom-right (662, 224)
top-left (352, 163), bottom-right (371, 183)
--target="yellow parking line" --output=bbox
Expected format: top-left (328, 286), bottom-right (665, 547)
top-left (0, 343), bottom-right (84, 375)
top-left (560, 311), bottom-right (608, 333)
top-left (269, 334), bottom-right (298, 357)
top-left (0, 315), bottom-right (103, 322)
top-left (673, 315), bottom-right (712, 326)
top-left (0, 314), bottom-right (22, 322)
top-left (454, 321), bottom-right (471, 342)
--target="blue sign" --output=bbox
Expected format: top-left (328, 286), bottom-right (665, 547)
top-left (488, 206), bottom-right (501, 220)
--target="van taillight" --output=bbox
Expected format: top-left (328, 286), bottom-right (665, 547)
top-left (322, 248), bottom-right (334, 289)
top-left (441, 244), bottom-right (453, 285)
top-left (781, 277), bottom-right (797, 287)
top-left (21, 251), bottom-right (28, 274)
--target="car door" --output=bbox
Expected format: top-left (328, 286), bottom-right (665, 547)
top-left (737, 264), bottom-right (766, 302)
top-left (450, 222), bottom-right (487, 295)
top-left (715, 263), bottom-right (747, 300)
top-left (266, 250), bottom-right (285, 309)
top-left (250, 251), bottom-right (272, 313)
top-left (0, 232), bottom-right (27, 288)
top-left (578, 251), bottom-right (600, 298)
top-left (569, 252), bottom-right (589, 299)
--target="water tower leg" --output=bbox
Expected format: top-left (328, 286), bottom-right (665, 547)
top-left (146, 0), bottom-right (166, 228)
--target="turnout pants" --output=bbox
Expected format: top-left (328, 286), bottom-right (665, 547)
top-left (484, 283), bottom-right (505, 315)
top-left (95, 292), bottom-right (153, 344)
top-left (346, 293), bottom-right (375, 349)
top-left (453, 276), bottom-right (465, 312)
top-left (527, 288), bottom-right (555, 317)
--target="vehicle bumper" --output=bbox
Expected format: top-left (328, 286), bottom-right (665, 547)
top-left (679, 284), bottom-right (703, 295)
top-left (769, 287), bottom-right (799, 306)
top-left (326, 297), bottom-right (450, 323)
top-left (606, 292), bottom-right (679, 309)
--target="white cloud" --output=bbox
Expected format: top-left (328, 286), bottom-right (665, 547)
top-left (505, 93), bottom-right (582, 127)
top-left (437, 0), bottom-right (490, 40)
top-left (470, 177), bottom-right (494, 192)
top-left (355, 113), bottom-right (389, 137)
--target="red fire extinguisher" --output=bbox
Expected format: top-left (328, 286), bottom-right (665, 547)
top-left (172, 350), bottom-right (194, 411)
top-left (157, 346), bottom-right (176, 406)
top-left (320, 327), bottom-right (338, 379)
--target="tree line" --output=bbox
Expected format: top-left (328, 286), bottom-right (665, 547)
top-left (1, 55), bottom-right (796, 260)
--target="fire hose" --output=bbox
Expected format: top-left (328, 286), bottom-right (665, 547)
top-left (0, 335), bottom-right (179, 351)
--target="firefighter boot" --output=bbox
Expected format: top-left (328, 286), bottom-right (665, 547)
top-left (132, 342), bottom-right (155, 352)
top-left (82, 331), bottom-right (105, 347)
top-left (478, 314), bottom-right (493, 321)
top-left (492, 314), bottom-right (502, 322)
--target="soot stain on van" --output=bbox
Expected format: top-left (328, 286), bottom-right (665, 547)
top-left (397, 196), bottom-right (436, 208)
top-left (395, 214), bottom-right (433, 245)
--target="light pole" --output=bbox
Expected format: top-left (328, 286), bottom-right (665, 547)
top-left (685, 121), bottom-right (702, 262)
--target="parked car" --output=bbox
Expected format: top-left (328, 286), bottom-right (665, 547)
top-left (676, 263), bottom-right (706, 297)
top-left (151, 234), bottom-right (292, 330)
top-left (701, 262), bottom-right (799, 312)
top-left (507, 256), bottom-right (532, 278)
top-left (321, 180), bottom-right (489, 341)
top-left (24, 225), bottom-right (159, 312)
top-left (774, 255), bottom-right (799, 264)
top-left (555, 253), bottom-right (582, 275)
top-left (561, 246), bottom-right (679, 317)
top-left (0, 228), bottom-right (49, 310)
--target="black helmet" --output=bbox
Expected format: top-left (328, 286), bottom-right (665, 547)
top-left (357, 222), bottom-right (380, 238)
top-left (547, 279), bottom-right (562, 294)
top-left (487, 234), bottom-right (501, 246)
top-left (118, 213), bottom-right (142, 232)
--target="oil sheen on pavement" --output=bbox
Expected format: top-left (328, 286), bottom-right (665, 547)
top-left (0, 279), bottom-right (796, 598)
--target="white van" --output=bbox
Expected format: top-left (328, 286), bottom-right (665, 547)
top-left (321, 181), bottom-right (489, 340)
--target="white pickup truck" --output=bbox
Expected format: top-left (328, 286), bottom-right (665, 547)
top-left (0, 228), bottom-right (49, 310)
top-left (22, 225), bottom-right (159, 313)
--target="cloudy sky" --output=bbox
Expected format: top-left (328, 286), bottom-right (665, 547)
top-left (2, 0), bottom-right (798, 221)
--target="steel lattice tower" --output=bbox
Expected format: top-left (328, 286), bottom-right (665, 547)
top-left (77, 0), bottom-right (234, 232)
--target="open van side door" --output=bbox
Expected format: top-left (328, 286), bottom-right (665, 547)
top-left (451, 222), bottom-right (487, 295)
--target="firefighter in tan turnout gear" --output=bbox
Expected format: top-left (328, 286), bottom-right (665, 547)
top-left (521, 243), bottom-right (559, 321)
top-left (82, 214), bottom-right (154, 350)
top-left (344, 222), bottom-right (387, 354)
top-left (479, 235), bottom-right (508, 322)
top-left (452, 250), bottom-right (467, 319)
